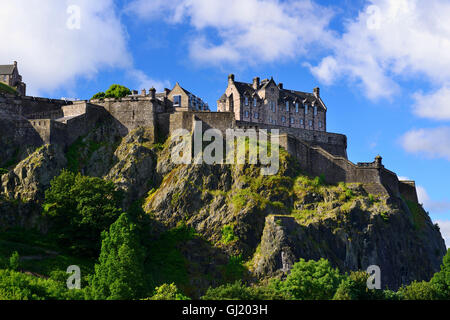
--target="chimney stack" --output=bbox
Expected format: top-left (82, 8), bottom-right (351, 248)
top-left (164, 88), bottom-right (171, 97)
top-left (253, 77), bottom-right (260, 90)
top-left (228, 74), bottom-right (235, 84)
top-left (141, 89), bottom-right (146, 96)
top-left (313, 87), bottom-right (320, 98)
top-left (278, 83), bottom-right (283, 90)
top-left (149, 87), bottom-right (156, 100)
top-left (13, 61), bottom-right (17, 67)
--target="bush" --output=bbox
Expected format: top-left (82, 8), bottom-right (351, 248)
top-left (0, 269), bottom-right (84, 300)
top-left (9, 251), bottom-right (20, 271)
top-left (281, 258), bottom-right (343, 300)
top-left (91, 84), bottom-right (131, 100)
top-left (333, 271), bottom-right (385, 300)
top-left (398, 281), bottom-right (438, 300)
top-left (431, 248), bottom-right (450, 299)
top-left (147, 283), bottom-right (190, 300)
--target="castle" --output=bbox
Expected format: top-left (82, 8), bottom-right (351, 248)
top-left (0, 68), bottom-right (419, 204)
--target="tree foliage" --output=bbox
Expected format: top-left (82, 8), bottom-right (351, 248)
top-left (280, 258), bottom-right (343, 300)
top-left (89, 212), bottom-right (146, 300)
top-left (91, 84), bottom-right (131, 100)
top-left (147, 283), bottom-right (190, 300)
top-left (43, 170), bottom-right (123, 257)
top-left (333, 271), bottom-right (385, 300)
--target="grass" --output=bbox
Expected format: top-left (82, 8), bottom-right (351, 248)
top-left (405, 199), bottom-right (427, 231)
top-left (0, 228), bottom-right (94, 278)
top-left (0, 82), bottom-right (17, 95)
top-left (221, 224), bottom-right (238, 244)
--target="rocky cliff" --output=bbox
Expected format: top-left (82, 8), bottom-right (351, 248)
top-left (0, 124), bottom-right (446, 291)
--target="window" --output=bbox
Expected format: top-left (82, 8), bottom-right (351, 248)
top-left (269, 116), bottom-right (272, 123)
top-left (244, 111), bottom-right (249, 118)
top-left (290, 117), bottom-right (294, 124)
top-left (309, 120), bottom-right (313, 127)
top-left (281, 116), bottom-right (286, 123)
top-left (295, 102), bottom-right (299, 113)
top-left (286, 101), bottom-right (289, 112)
top-left (300, 119), bottom-right (304, 125)
top-left (253, 98), bottom-right (257, 106)
top-left (254, 112), bottom-right (259, 119)
top-left (245, 96), bottom-right (249, 105)
top-left (305, 104), bottom-right (308, 114)
top-left (314, 106), bottom-right (318, 116)
top-left (173, 95), bottom-right (181, 106)
top-left (319, 121), bottom-right (323, 128)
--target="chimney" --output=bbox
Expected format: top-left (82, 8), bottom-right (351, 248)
top-left (13, 61), bottom-right (17, 67)
top-left (132, 90), bottom-right (138, 95)
top-left (313, 87), bottom-right (320, 98)
top-left (164, 88), bottom-right (171, 97)
top-left (278, 83), bottom-right (283, 90)
top-left (228, 74), bottom-right (235, 84)
top-left (149, 87), bottom-right (156, 100)
top-left (253, 77), bottom-right (260, 90)
top-left (141, 89), bottom-right (146, 96)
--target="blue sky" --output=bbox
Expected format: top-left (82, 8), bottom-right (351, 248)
top-left (1, 0), bottom-right (449, 245)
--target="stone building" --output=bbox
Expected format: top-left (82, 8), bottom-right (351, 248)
top-left (0, 61), bottom-right (26, 95)
top-left (217, 74), bottom-right (325, 131)
top-left (167, 82), bottom-right (210, 112)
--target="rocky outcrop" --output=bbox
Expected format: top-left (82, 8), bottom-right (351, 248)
top-left (105, 127), bottom-right (158, 208)
top-left (1, 144), bottom-right (66, 202)
top-left (143, 141), bottom-right (446, 290)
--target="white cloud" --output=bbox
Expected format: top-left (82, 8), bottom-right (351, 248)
top-left (126, 0), bottom-right (334, 66)
top-left (413, 86), bottom-right (450, 121)
top-left (309, 0), bottom-right (450, 100)
top-left (435, 220), bottom-right (450, 248)
top-left (0, 0), bottom-right (131, 95)
top-left (400, 127), bottom-right (450, 161)
top-left (128, 69), bottom-right (171, 92)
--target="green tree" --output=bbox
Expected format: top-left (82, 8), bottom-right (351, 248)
top-left (431, 248), bottom-right (450, 299)
top-left (201, 280), bottom-right (290, 300)
top-left (89, 212), bottom-right (146, 300)
top-left (147, 283), bottom-right (190, 300)
top-left (91, 84), bottom-right (131, 100)
top-left (398, 281), bottom-right (438, 300)
top-left (9, 251), bottom-right (20, 271)
top-left (105, 84), bottom-right (131, 98)
top-left (281, 258), bottom-right (342, 300)
top-left (43, 170), bottom-right (123, 257)
top-left (333, 271), bottom-right (385, 300)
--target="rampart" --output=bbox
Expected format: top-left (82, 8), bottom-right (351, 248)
top-left (237, 120), bottom-right (347, 158)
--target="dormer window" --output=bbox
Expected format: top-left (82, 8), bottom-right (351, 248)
top-left (295, 102), bottom-right (299, 113)
top-left (245, 96), bottom-right (249, 106)
top-left (305, 104), bottom-right (308, 114)
top-left (285, 101), bottom-right (289, 112)
top-left (253, 98), bottom-right (257, 107)
top-left (314, 106), bottom-right (318, 116)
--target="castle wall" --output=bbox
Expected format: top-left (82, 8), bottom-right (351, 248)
top-left (90, 97), bottom-right (156, 140)
top-left (399, 181), bottom-right (419, 203)
top-left (237, 120), bottom-right (347, 158)
top-left (0, 93), bottom-right (70, 119)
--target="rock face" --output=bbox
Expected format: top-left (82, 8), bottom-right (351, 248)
top-left (105, 127), bottom-right (157, 208)
top-left (144, 142), bottom-right (446, 290)
top-left (1, 144), bottom-right (66, 202)
top-left (0, 125), bottom-right (446, 291)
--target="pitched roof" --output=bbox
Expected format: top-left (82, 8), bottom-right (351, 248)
top-left (231, 78), bottom-right (327, 110)
top-left (0, 65), bottom-right (15, 75)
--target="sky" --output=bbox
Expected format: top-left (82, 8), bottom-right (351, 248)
top-left (1, 0), bottom-right (449, 246)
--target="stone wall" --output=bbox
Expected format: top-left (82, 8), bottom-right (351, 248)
top-left (90, 97), bottom-right (156, 138)
top-left (238, 120), bottom-right (347, 158)
top-left (399, 181), bottom-right (419, 203)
